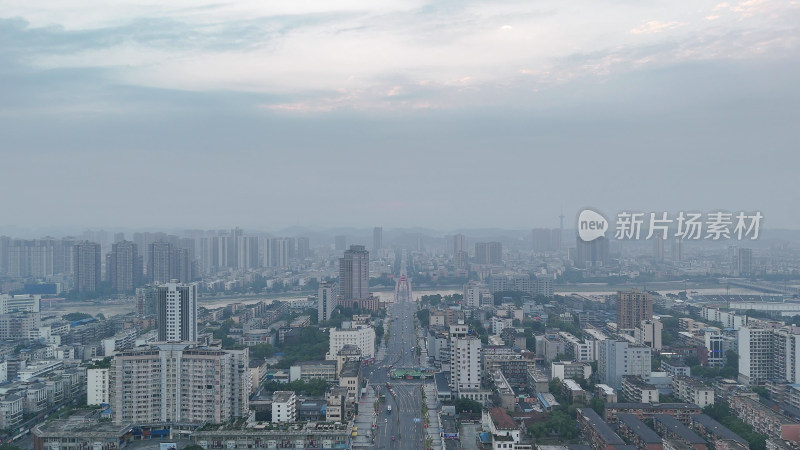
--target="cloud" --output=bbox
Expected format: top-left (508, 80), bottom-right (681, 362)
top-left (630, 21), bottom-right (683, 35)
top-left (0, 0), bottom-right (798, 113)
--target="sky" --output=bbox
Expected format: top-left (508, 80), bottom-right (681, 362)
top-left (1, 0), bottom-right (799, 233)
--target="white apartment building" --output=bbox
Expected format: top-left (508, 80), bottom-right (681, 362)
top-left (110, 343), bottom-right (250, 425)
top-left (635, 319), bottom-right (663, 351)
top-left (491, 317), bottom-right (513, 336)
top-left (0, 294), bottom-right (41, 313)
top-left (451, 336), bottom-right (482, 393)
top-left (272, 391), bottom-right (297, 423)
top-left (597, 340), bottom-right (651, 389)
top-left (739, 325), bottom-right (800, 385)
top-left (464, 283), bottom-right (482, 309)
top-left (87, 368), bottom-right (109, 405)
top-left (327, 325), bottom-right (375, 360)
top-left (672, 375), bottom-right (715, 407)
top-left (559, 332), bottom-right (595, 362)
top-left (702, 307), bottom-right (748, 330)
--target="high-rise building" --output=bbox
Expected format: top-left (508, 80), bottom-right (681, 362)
top-left (110, 343), bottom-right (250, 425)
top-left (106, 241), bottom-right (142, 293)
top-left (147, 241), bottom-right (173, 284)
top-left (266, 238), bottom-right (292, 268)
top-left (156, 281), bottom-right (198, 342)
top-left (113, 232), bottom-right (125, 243)
top-left (616, 291), bottom-right (653, 329)
top-left (453, 234), bottom-right (466, 255)
top-left (574, 236), bottom-right (609, 268)
top-left (0, 235), bottom-right (9, 274)
top-left (373, 227), bottom-right (383, 253)
top-left (237, 236), bottom-right (259, 270)
top-left (532, 228), bottom-right (561, 253)
top-left (597, 340), bottom-right (652, 389)
top-left (737, 326), bottom-right (800, 385)
top-left (672, 238), bottom-right (682, 262)
top-left (297, 237), bottom-right (310, 260)
top-left (738, 248), bottom-right (753, 276)
top-left (87, 368), bottom-right (109, 405)
top-left (449, 324), bottom-right (482, 394)
top-left (635, 319), bottom-right (663, 351)
top-left (475, 242), bottom-right (502, 265)
top-left (136, 286), bottom-right (157, 317)
top-left (334, 235), bottom-right (347, 252)
top-left (147, 241), bottom-right (193, 283)
top-left (653, 232), bottom-right (665, 261)
top-left (339, 245), bottom-right (369, 301)
top-left (318, 282), bottom-right (338, 322)
top-left (73, 241), bottom-right (101, 293)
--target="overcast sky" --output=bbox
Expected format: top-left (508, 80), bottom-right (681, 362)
top-left (1, 0), bottom-right (798, 232)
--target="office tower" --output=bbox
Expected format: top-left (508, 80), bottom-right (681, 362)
top-left (738, 248), bottom-right (753, 276)
top-left (475, 242), bottom-right (502, 265)
top-left (73, 241), bottom-right (101, 293)
top-left (297, 237), bottom-right (310, 260)
top-left (616, 291), bottom-right (653, 329)
top-left (672, 238), bottom-right (682, 262)
top-left (110, 343), bottom-right (250, 425)
top-left (653, 231), bottom-right (665, 261)
top-left (156, 281), bottom-right (198, 342)
top-left (318, 282), bottom-right (338, 322)
top-left (113, 232), bottom-right (125, 243)
top-left (597, 340), bottom-right (652, 389)
top-left (453, 234), bottom-right (466, 254)
top-left (339, 245), bottom-right (369, 301)
top-left (106, 241), bottom-right (142, 293)
top-left (574, 236), bottom-right (609, 268)
top-left (373, 227), bottom-right (383, 253)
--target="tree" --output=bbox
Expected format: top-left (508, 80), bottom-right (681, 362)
top-left (183, 446), bottom-right (205, 450)
top-left (63, 312), bottom-right (92, 322)
top-left (454, 398), bottom-right (482, 414)
top-left (249, 343), bottom-right (276, 360)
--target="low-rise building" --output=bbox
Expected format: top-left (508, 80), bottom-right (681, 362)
top-left (605, 403), bottom-right (702, 425)
top-left (622, 376), bottom-right (659, 403)
top-left (272, 391), bottom-right (297, 423)
top-left (617, 413), bottom-right (664, 450)
top-left (673, 377), bottom-right (714, 408)
top-left (578, 408), bottom-right (629, 450)
top-left (653, 414), bottom-right (708, 450)
top-left (728, 395), bottom-right (800, 442)
top-left (688, 414), bottom-right (748, 449)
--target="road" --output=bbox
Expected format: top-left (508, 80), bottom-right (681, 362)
top-left (358, 296), bottom-right (428, 450)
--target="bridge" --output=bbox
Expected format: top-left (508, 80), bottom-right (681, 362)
top-left (395, 250), bottom-right (412, 303)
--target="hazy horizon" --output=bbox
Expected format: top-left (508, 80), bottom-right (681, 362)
top-left (2, 0), bottom-right (798, 230)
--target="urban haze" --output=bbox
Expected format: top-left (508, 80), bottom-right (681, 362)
top-left (1, 1), bottom-right (800, 450)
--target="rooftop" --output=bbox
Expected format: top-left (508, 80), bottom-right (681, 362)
top-left (273, 391), bottom-right (295, 403)
top-left (689, 414), bottom-right (747, 445)
top-left (579, 408), bottom-right (626, 445)
top-left (490, 407), bottom-right (516, 430)
top-left (618, 413), bottom-right (662, 444)
top-left (654, 414), bottom-right (707, 444)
